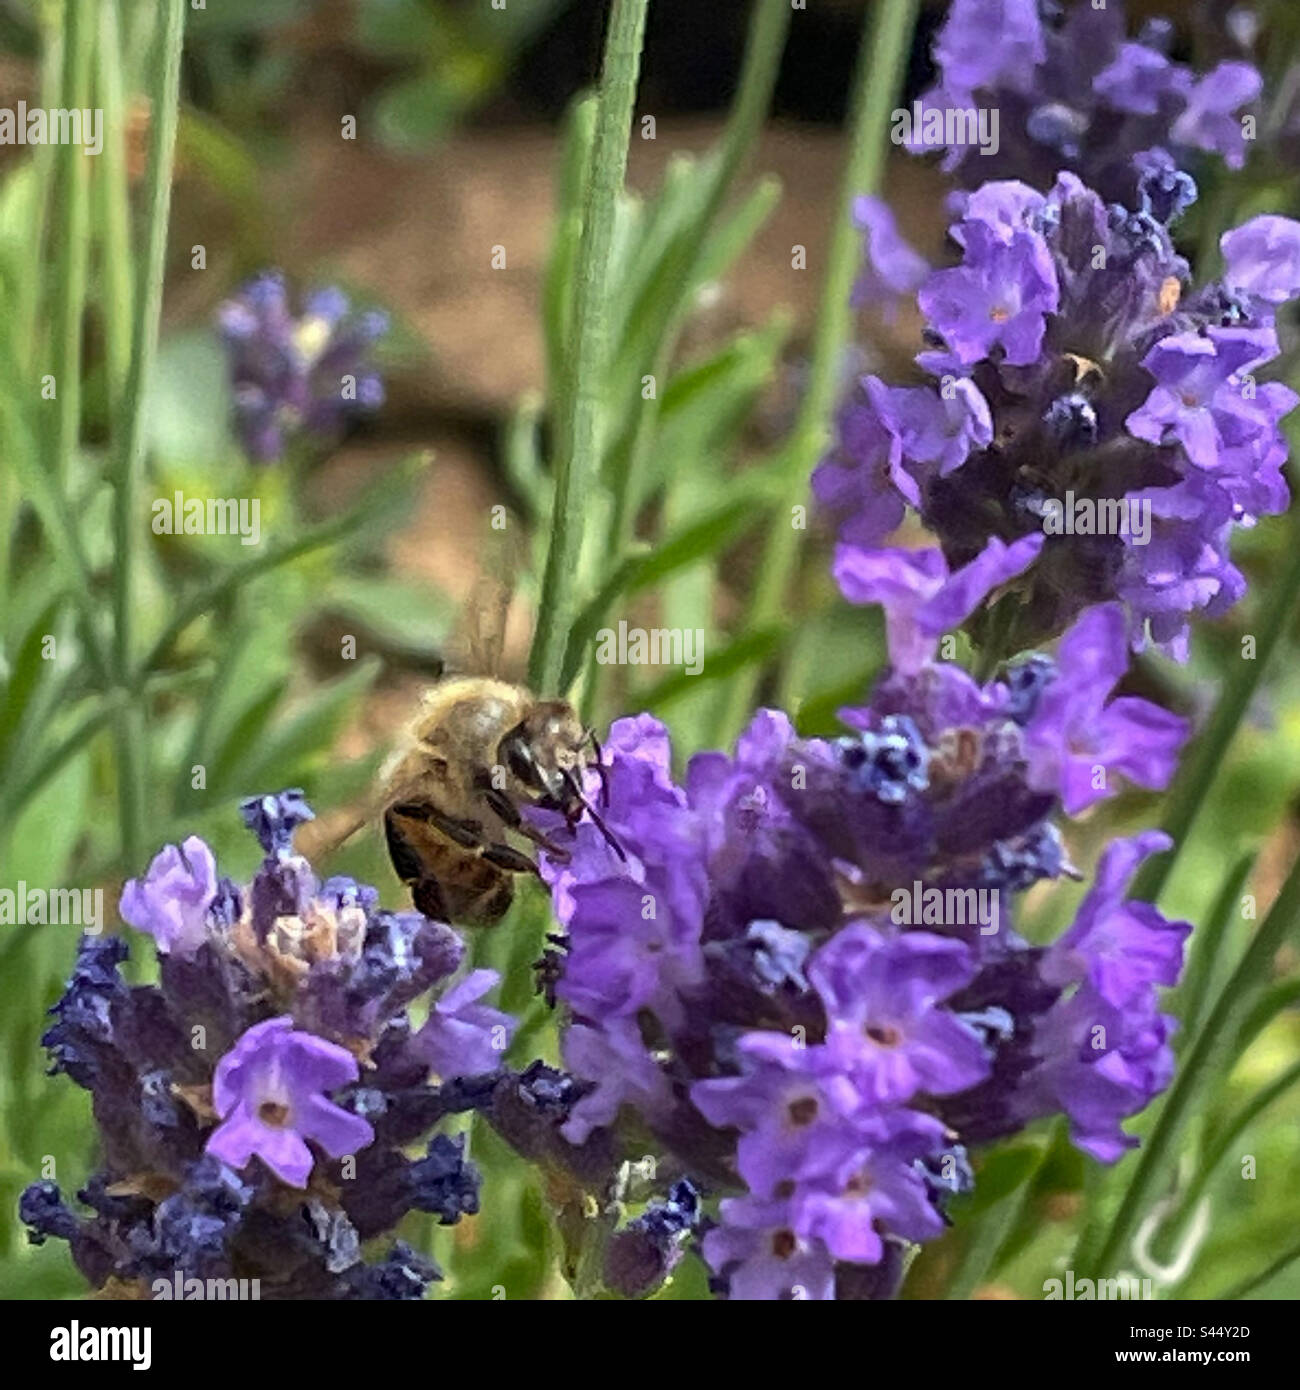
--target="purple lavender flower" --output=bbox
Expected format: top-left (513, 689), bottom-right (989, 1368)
top-left (833, 534), bottom-right (1043, 673)
top-left (927, 0), bottom-right (1046, 102)
top-left (1042, 831), bottom-right (1187, 1007)
top-left (1221, 215), bottom-right (1300, 308)
top-left (701, 1195), bottom-right (838, 1301)
top-left (691, 1032), bottom-right (874, 1199)
top-left (1023, 604), bottom-right (1188, 814)
top-left (119, 836), bottom-right (218, 960)
top-left (789, 1112), bottom-right (953, 1264)
top-left (1019, 834), bottom-right (1191, 1161)
top-left (1125, 326), bottom-right (1284, 472)
top-left (917, 221), bottom-right (1060, 366)
top-left (851, 195), bottom-right (930, 317)
top-left (810, 925), bottom-right (990, 1104)
top-left (559, 1018), bottom-right (675, 1145)
top-left (1092, 42), bottom-right (1186, 118)
top-left (216, 272), bottom-right (388, 464)
top-left (1169, 62), bottom-right (1261, 169)
top-left (525, 580), bottom-right (1194, 1299)
top-left (418, 968), bottom-right (515, 1078)
top-left (811, 385), bottom-right (910, 549)
top-left (862, 374), bottom-right (994, 498)
top-left (207, 1017), bottom-right (374, 1188)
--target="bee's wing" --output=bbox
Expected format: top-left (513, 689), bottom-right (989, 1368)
top-left (452, 519), bottom-right (525, 678)
top-left (295, 799), bottom-right (381, 866)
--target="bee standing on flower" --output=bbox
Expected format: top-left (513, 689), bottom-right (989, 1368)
top-left (309, 528), bottom-right (622, 925)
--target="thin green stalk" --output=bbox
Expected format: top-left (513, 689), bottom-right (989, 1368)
top-left (1, 29), bottom-right (62, 609)
top-left (1079, 846), bottom-right (1300, 1278)
top-left (714, 0), bottom-right (919, 742)
top-left (1131, 512), bottom-right (1300, 906)
top-left (19, 26), bottom-right (61, 353)
top-left (111, 0), bottom-right (185, 870)
top-left (50, 0), bottom-right (94, 479)
top-left (944, 1143), bottom-right (1050, 1301)
top-left (1174, 851), bottom-right (1255, 1048)
top-left (607, 0), bottom-right (791, 558)
top-left (96, 0), bottom-right (135, 414)
top-left (529, 0), bottom-right (650, 696)
top-left (589, 0), bottom-right (791, 714)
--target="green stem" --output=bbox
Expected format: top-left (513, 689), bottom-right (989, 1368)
top-left (607, 0), bottom-right (790, 560)
top-left (1173, 852), bottom-right (1254, 1050)
top-left (1079, 846), bottom-right (1300, 1277)
top-left (713, 0), bottom-right (919, 743)
top-left (945, 1172), bottom-right (1037, 1300)
top-left (111, 0), bottom-right (185, 870)
top-left (529, 0), bottom-right (649, 696)
top-left (50, 0), bottom-right (93, 480)
top-left (0, 26), bottom-right (62, 605)
top-left (589, 1), bottom-right (791, 716)
top-left (96, 0), bottom-right (136, 415)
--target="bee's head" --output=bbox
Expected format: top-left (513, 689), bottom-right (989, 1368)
top-left (497, 702), bottom-right (589, 815)
top-left (496, 704), bottom-right (625, 861)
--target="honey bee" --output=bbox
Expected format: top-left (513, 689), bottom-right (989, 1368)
top-left (309, 529), bottom-right (622, 925)
top-left (372, 677), bottom-right (620, 924)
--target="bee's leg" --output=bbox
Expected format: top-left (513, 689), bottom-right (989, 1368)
top-left (390, 802), bottom-right (484, 849)
top-left (481, 789), bottom-right (573, 864)
top-left (480, 842), bottom-right (541, 876)
top-left (392, 799), bottom-right (542, 879)
top-left (584, 728), bottom-right (611, 808)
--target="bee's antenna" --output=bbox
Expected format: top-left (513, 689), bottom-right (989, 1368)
top-left (562, 767), bottom-right (626, 862)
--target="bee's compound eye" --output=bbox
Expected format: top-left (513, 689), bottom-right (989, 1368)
top-left (503, 734), bottom-right (539, 787)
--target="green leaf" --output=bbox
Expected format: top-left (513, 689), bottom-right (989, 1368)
top-left (204, 677), bottom-right (291, 802)
top-left (637, 626), bottom-right (786, 710)
top-left (1174, 851), bottom-right (1255, 1050)
top-left (139, 451), bottom-right (431, 675)
top-left (1082, 844), bottom-right (1300, 1276)
top-left (1178, 1058), bottom-right (1300, 1223)
top-left (217, 657), bottom-right (382, 799)
top-left (1231, 976), bottom-right (1300, 1061)
top-left (0, 599), bottom-right (61, 777)
top-left (542, 95), bottom-right (597, 404)
top-left (941, 1142), bottom-right (1047, 1300)
top-left (559, 493), bottom-right (773, 690)
top-left (322, 574), bottom-right (455, 661)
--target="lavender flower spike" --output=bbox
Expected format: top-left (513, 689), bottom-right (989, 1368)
top-left (216, 271), bottom-right (388, 464)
